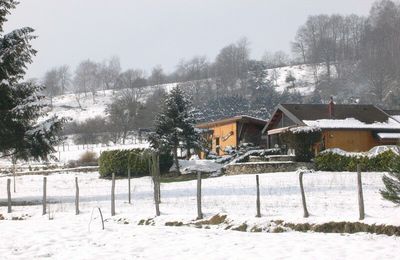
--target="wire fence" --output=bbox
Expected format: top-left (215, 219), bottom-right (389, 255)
top-left (0, 169), bottom-right (387, 222)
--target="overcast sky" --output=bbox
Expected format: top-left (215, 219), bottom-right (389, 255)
top-left (5, 0), bottom-right (377, 79)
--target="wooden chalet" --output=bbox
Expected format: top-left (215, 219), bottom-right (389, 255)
top-left (196, 115), bottom-right (267, 156)
top-left (262, 100), bottom-right (400, 152)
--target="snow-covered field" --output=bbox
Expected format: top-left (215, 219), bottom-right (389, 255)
top-left (0, 170), bottom-right (399, 259)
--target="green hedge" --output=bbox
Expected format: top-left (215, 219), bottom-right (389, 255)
top-left (99, 149), bottom-right (173, 178)
top-left (315, 150), bottom-right (398, 172)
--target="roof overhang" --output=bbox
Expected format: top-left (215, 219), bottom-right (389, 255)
top-left (262, 104), bottom-right (304, 134)
top-left (376, 132), bottom-right (400, 140)
top-left (196, 115), bottom-right (267, 129)
top-left (267, 127), bottom-right (290, 135)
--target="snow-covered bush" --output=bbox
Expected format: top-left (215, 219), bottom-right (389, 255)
top-left (315, 150), bottom-right (399, 172)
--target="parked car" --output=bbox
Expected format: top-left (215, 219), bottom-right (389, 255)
top-left (367, 145), bottom-right (400, 157)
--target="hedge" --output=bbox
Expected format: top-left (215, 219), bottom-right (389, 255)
top-left (315, 150), bottom-right (399, 172)
top-left (99, 149), bottom-right (173, 178)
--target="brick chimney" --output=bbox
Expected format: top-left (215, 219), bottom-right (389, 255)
top-left (328, 96), bottom-right (335, 119)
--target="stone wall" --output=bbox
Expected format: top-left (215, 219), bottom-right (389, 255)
top-left (248, 155), bottom-right (295, 162)
top-left (223, 161), bottom-right (314, 175)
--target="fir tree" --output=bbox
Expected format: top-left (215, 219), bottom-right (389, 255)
top-left (380, 161), bottom-right (400, 205)
top-left (0, 0), bottom-right (65, 161)
top-left (149, 87), bottom-right (200, 174)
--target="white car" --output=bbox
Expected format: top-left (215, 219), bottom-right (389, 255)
top-left (368, 145), bottom-right (400, 157)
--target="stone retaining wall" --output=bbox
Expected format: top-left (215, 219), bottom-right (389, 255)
top-left (223, 161), bottom-right (314, 175)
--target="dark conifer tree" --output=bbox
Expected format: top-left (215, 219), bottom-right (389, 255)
top-left (381, 161), bottom-right (400, 205)
top-left (0, 0), bottom-right (65, 161)
top-left (149, 87), bottom-right (200, 174)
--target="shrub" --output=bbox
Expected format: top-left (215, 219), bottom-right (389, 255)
top-left (281, 127), bottom-right (322, 162)
top-left (67, 151), bottom-right (98, 167)
top-left (98, 149), bottom-right (173, 178)
top-left (315, 150), bottom-right (399, 172)
top-left (79, 151), bottom-right (98, 164)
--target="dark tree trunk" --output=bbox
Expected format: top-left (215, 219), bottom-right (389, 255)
top-left (186, 144), bottom-right (191, 160)
top-left (173, 146), bottom-right (180, 175)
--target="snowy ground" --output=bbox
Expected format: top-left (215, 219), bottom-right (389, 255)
top-left (0, 142), bottom-right (149, 170)
top-left (0, 170), bottom-right (399, 259)
top-left (1, 220), bottom-right (398, 259)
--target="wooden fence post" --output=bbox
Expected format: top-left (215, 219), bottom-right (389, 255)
top-left (128, 168), bottom-right (131, 204)
top-left (151, 152), bottom-right (160, 216)
top-left (197, 171), bottom-right (203, 219)
top-left (75, 177), bottom-right (79, 215)
top-left (12, 158), bottom-right (16, 193)
top-left (111, 172), bottom-right (116, 216)
top-left (299, 171), bottom-right (309, 218)
top-left (256, 175), bottom-right (261, 218)
top-left (357, 164), bottom-right (365, 220)
top-left (7, 179), bottom-right (11, 213)
top-left (42, 177), bottom-right (47, 215)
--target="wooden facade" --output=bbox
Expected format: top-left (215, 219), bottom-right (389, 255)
top-left (321, 130), bottom-right (379, 152)
top-left (196, 116), bottom-right (267, 156)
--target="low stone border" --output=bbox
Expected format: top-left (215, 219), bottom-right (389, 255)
top-left (138, 214), bottom-right (400, 237)
top-left (224, 162), bottom-right (314, 175)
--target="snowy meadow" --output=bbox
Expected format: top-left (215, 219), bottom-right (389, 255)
top-left (0, 171), bottom-right (399, 259)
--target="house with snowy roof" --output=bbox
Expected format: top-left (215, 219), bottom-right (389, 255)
top-left (262, 100), bottom-right (400, 152)
top-left (196, 115), bottom-right (267, 156)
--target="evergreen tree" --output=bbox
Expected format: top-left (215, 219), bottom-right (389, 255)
top-left (0, 0), bottom-right (64, 161)
top-left (246, 60), bottom-right (269, 97)
top-left (149, 87), bottom-right (200, 174)
top-left (380, 161), bottom-right (400, 205)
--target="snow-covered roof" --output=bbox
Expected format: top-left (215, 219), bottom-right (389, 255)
top-left (391, 115), bottom-right (400, 122)
top-left (288, 126), bottom-right (321, 134)
top-left (376, 133), bottom-right (400, 139)
top-left (303, 118), bottom-right (400, 130)
top-left (196, 115), bottom-right (267, 129)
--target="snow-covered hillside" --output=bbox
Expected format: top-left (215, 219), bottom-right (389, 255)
top-left (48, 64), bottom-right (321, 124)
top-left (267, 64), bottom-right (321, 95)
top-left (49, 83), bottom-right (178, 123)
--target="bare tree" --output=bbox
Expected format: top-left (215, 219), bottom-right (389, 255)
top-left (106, 88), bottom-right (143, 144)
top-left (262, 51), bottom-right (290, 68)
top-left (359, 0), bottom-right (400, 106)
top-left (100, 56), bottom-right (121, 92)
top-left (149, 65), bottom-right (166, 86)
top-left (214, 37), bottom-right (250, 91)
top-left (74, 59), bottom-right (100, 103)
top-left (57, 65), bottom-right (71, 95)
top-left (43, 68), bottom-right (61, 107)
top-left (117, 69), bottom-right (147, 90)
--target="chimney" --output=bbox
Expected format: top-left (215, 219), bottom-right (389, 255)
top-left (328, 96), bottom-right (335, 119)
